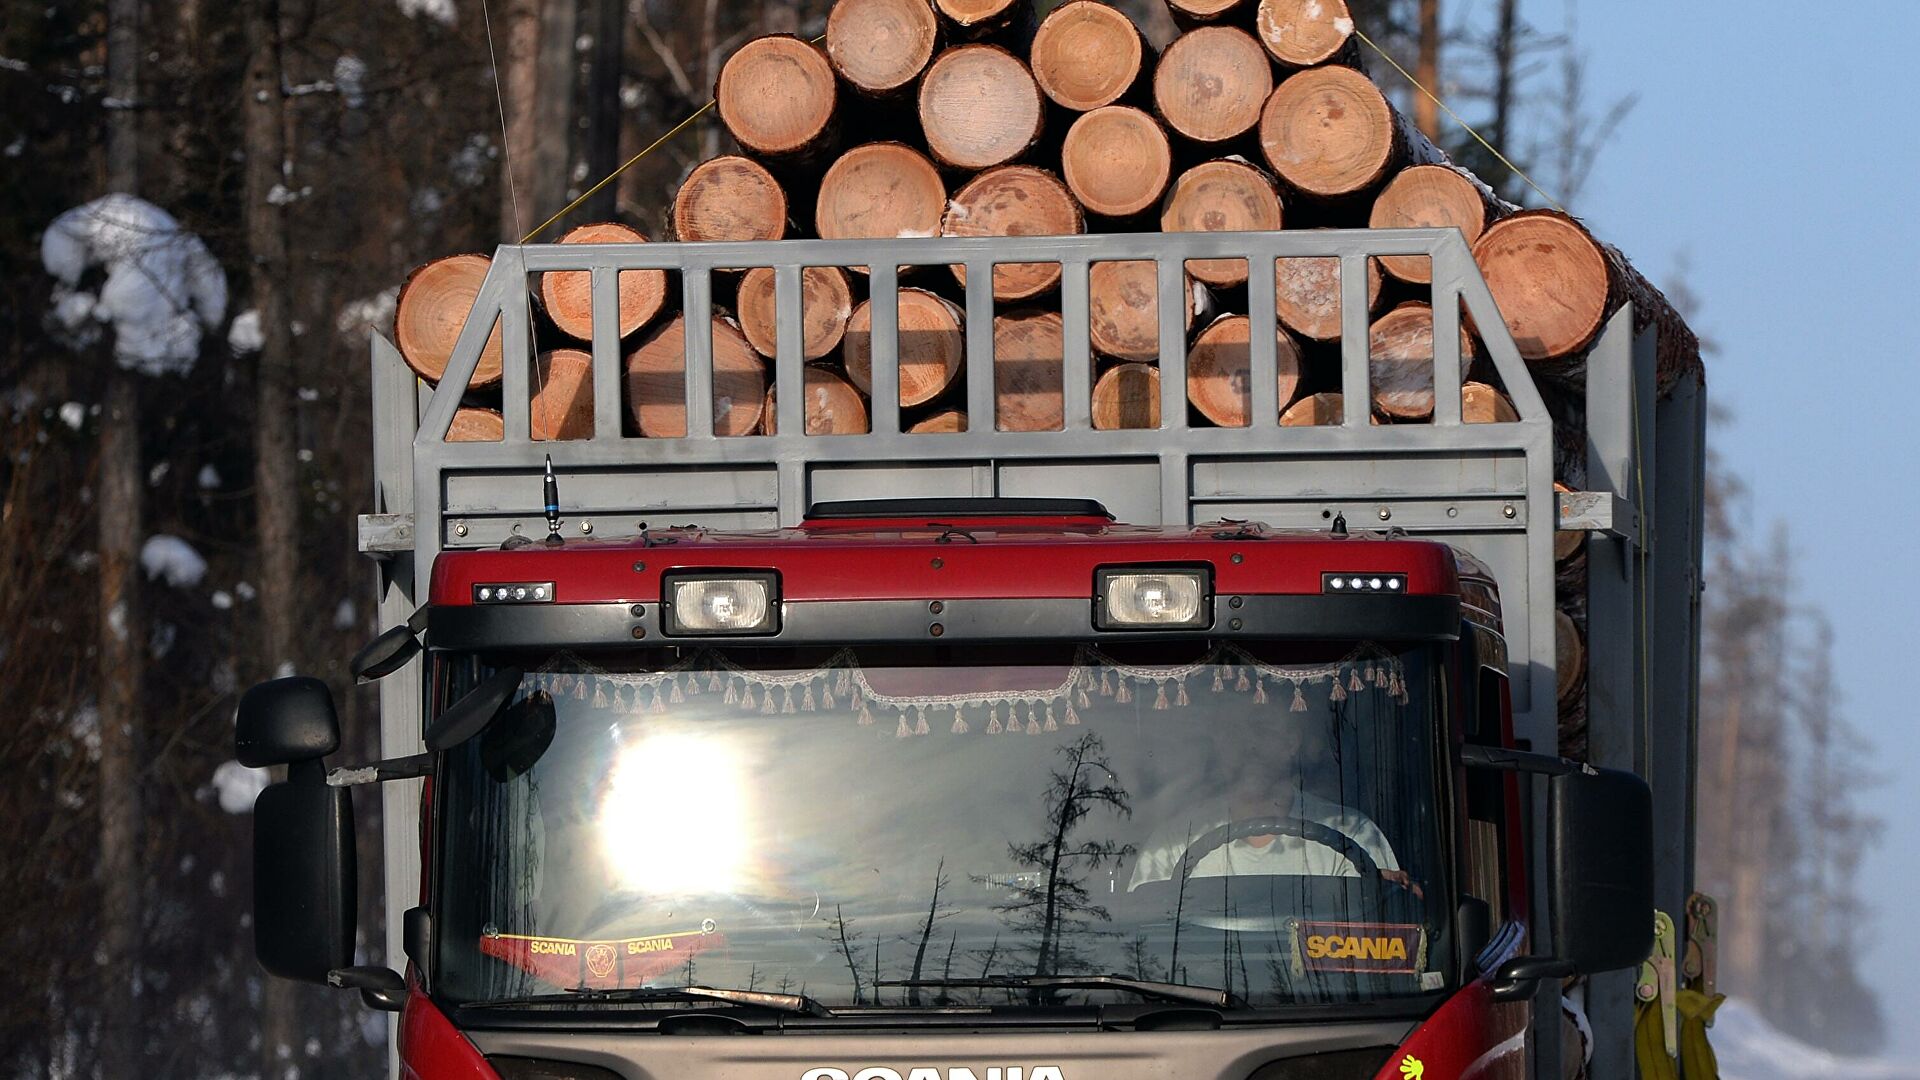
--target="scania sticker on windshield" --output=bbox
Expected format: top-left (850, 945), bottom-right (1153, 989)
top-left (1286, 919), bottom-right (1426, 975)
top-left (480, 927), bottom-right (721, 989)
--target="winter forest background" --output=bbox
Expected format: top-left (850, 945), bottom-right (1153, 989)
top-left (0, 0), bottom-right (1890, 1075)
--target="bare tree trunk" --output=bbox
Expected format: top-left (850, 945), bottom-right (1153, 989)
top-left (245, 0), bottom-right (306, 1071)
top-left (533, 0), bottom-right (579, 216)
top-left (500, 0), bottom-right (540, 238)
top-left (97, 2), bottom-right (143, 1074)
top-left (584, 0), bottom-right (625, 219)
top-left (1489, 0), bottom-right (1517, 200)
top-left (1414, 0), bottom-right (1439, 138)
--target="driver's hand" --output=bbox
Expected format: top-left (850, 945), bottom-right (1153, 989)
top-left (1380, 869), bottom-right (1424, 900)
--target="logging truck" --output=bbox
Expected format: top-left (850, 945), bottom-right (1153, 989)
top-left (235, 222), bottom-right (1707, 1079)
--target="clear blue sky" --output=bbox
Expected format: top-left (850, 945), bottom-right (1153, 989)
top-left (1496, 0), bottom-right (1920, 1050)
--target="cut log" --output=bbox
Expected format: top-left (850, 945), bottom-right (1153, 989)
top-left (1159, 159), bottom-right (1284, 289)
top-left (1254, 0), bottom-right (1354, 67)
top-left (943, 166), bottom-right (1085, 301)
top-left (531, 347), bottom-right (596, 441)
top-left (1461, 381), bottom-right (1519, 424)
top-left (625, 314), bottom-right (768, 437)
top-left (934, 0), bottom-right (1026, 35)
top-left (1165, 0), bottom-right (1251, 26)
top-left (1153, 27), bottom-right (1272, 145)
top-left (815, 142), bottom-right (948, 243)
top-left (762, 366), bottom-right (872, 435)
top-left (1471, 209), bottom-right (1701, 390)
top-left (919, 45), bottom-right (1044, 170)
top-left (1279, 391), bottom-right (1344, 426)
top-left (715, 35), bottom-right (838, 159)
top-left (1260, 65), bottom-right (1425, 200)
top-left (537, 222), bottom-right (668, 343)
top-left (446, 407), bottom-right (505, 442)
top-left (1030, 1), bottom-right (1148, 111)
top-left (394, 253), bottom-right (505, 387)
top-left (1088, 260), bottom-right (1197, 363)
top-left (1185, 313), bottom-right (1305, 426)
top-left (671, 156), bottom-right (789, 242)
top-left (1368, 164), bottom-right (1503, 284)
top-left (1553, 481), bottom-right (1586, 562)
top-left (844, 288), bottom-right (966, 406)
top-left (1555, 608), bottom-right (1586, 706)
top-left (908, 408), bottom-right (968, 433)
top-left (1275, 241), bottom-right (1382, 341)
top-left (1062, 106), bottom-right (1173, 219)
top-left (825, 0), bottom-right (941, 97)
top-left (1368, 301), bottom-right (1479, 420)
top-left (734, 265), bottom-right (854, 361)
top-left (1092, 362), bottom-right (1161, 430)
top-left (993, 309), bottom-right (1065, 431)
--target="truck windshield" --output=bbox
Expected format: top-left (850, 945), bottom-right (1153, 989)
top-left (433, 640), bottom-right (1450, 1011)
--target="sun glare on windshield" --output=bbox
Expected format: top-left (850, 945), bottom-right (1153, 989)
top-left (600, 730), bottom-right (752, 895)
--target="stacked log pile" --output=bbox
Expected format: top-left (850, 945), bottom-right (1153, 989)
top-left (389, 0), bottom-right (1704, 756)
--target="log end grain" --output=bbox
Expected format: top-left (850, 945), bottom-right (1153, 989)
top-left (908, 408), bottom-right (968, 433)
top-left (1279, 390), bottom-right (1345, 427)
top-left (1088, 259), bottom-right (1193, 363)
top-left (844, 288), bottom-right (965, 406)
top-left (1471, 211), bottom-right (1611, 362)
top-left (763, 367), bottom-right (872, 435)
top-left (531, 347), bottom-right (596, 441)
top-left (394, 253), bottom-right (505, 387)
top-left (1166, 0), bottom-right (1250, 24)
top-left (1186, 313), bottom-right (1305, 427)
top-left (935, 0), bottom-right (1021, 29)
top-left (943, 166), bottom-right (1084, 301)
top-left (672, 156), bottom-right (789, 243)
top-left (1254, 0), bottom-right (1353, 67)
top-left (1031, 1), bottom-right (1146, 111)
top-left (446, 406), bottom-right (505, 443)
top-left (1258, 64), bottom-right (1396, 199)
top-left (538, 222), bottom-right (668, 342)
top-left (919, 45), bottom-right (1044, 170)
top-left (1555, 607), bottom-right (1586, 706)
top-left (1153, 27), bottom-right (1273, 145)
top-left (1092, 362), bottom-right (1161, 430)
top-left (993, 309), bottom-right (1066, 432)
top-left (1063, 106), bottom-right (1172, 219)
top-left (1368, 164), bottom-right (1494, 284)
top-left (715, 36), bottom-right (838, 157)
top-left (826, 0), bottom-right (940, 95)
top-left (1274, 244), bottom-right (1381, 341)
top-left (1368, 301), bottom-right (1477, 420)
top-left (735, 265), bottom-right (854, 361)
top-left (1159, 159), bottom-right (1284, 289)
top-left (815, 142), bottom-right (948, 242)
top-left (625, 315), bottom-right (768, 437)
top-left (1460, 380), bottom-right (1519, 424)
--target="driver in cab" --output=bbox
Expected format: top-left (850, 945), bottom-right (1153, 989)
top-left (1126, 707), bottom-right (1421, 897)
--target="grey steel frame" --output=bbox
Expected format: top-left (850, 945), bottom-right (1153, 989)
top-left (360, 228), bottom-right (1701, 1077)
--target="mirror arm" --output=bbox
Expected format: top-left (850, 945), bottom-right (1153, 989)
top-left (327, 752), bottom-right (434, 787)
top-left (1458, 743), bottom-right (1598, 777)
top-left (1487, 955), bottom-right (1577, 1002)
top-left (329, 965), bottom-right (407, 1012)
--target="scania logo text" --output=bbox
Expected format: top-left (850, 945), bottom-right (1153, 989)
top-left (801, 1068), bottom-right (1066, 1080)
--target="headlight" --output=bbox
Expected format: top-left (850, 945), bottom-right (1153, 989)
top-left (662, 571), bottom-right (780, 635)
top-left (1094, 567), bottom-right (1211, 630)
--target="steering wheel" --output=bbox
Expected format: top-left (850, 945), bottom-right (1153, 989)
top-left (1178, 815), bottom-right (1382, 879)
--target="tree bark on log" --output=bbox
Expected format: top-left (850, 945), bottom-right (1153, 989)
top-left (1367, 164), bottom-right (1504, 284)
top-left (671, 155), bottom-right (790, 242)
top-left (448, 406), bottom-right (507, 442)
top-left (626, 314), bottom-right (768, 436)
top-left (1062, 106), bottom-right (1173, 220)
top-left (993, 309), bottom-right (1066, 431)
top-left (1259, 65), bottom-right (1436, 201)
top-left (844, 288), bottom-right (966, 406)
top-left (815, 142), bottom-right (948, 243)
top-left (1185, 313), bottom-right (1306, 426)
top-left (1088, 259), bottom-right (1199, 363)
top-left (943, 166), bottom-right (1084, 301)
top-left (763, 366), bottom-right (872, 434)
top-left (716, 35), bottom-right (839, 159)
top-left (1092, 362), bottom-right (1161, 429)
top-left (1274, 243), bottom-right (1381, 341)
top-left (1280, 390), bottom-right (1345, 426)
top-left (826, 0), bottom-right (942, 97)
top-left (1368, 301), bottom-right (1480, 420)
top-left (1030, 0), bottom-right (1149, 111)
top-left (919, 45), bottom-right (1045, 169)
top-left (1159, 159), bottom-right (1284, 288)
top-left (538, 222), bottom-right (668, 342)
top-left (1153, 27), bottom-right (1272, 145)
top-left (735, 265), bottom-right (854, 360)
top-left (532, 347), bottom-right (597, 440)
top-left (1254, 0), bottom-right (1355, 67)
top-left (395, 253), bottom-right (505, 386)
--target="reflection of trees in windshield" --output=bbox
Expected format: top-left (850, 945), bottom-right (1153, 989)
top-left (904, 858), bottom-right (955, 1005)
top-left (983, 733), bottom-right (1136, 978)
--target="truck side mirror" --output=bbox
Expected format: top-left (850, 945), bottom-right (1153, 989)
top-left (236, 676), bottom-right (341, 767)
top-left (1549, 764), bottom-right (1654, 974)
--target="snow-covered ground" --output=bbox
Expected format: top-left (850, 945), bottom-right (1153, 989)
top-left (1715, 999), bottom-right (1920, 1080)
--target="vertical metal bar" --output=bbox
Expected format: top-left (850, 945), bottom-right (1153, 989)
top-left (1159, 450), bottom-right (1188, 527)
top-left (418, 252), bottom-right (517, 443)
top-left (1060, 258), bottom-right (1092, 431)
top-left (590, 265), bottom-right (622, 440)
top-left (1158, 255), bottom-right (1188, 430)
top-left (498, 253), bottom-right (533, 446)
top-left (774, 263), bottom-right (805, 439)
top-left (682, 266), bottom-right (715, 439)
top-left (1430, 274), bottom-right (1464, 427)
top-left (868, 263), bottom-right (903, 435)
top-left (1338, 253), bottom-right (1370, 426)
top-left (964, 260), bottom-right (996, 432)
top-left (1246, 251), bottom-right (1280, 427)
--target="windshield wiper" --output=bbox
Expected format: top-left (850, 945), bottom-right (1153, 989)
top-left (464, 984), bottom-right (833, 1017)
top-left (878, 974), bottom-right (1234, 1008)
